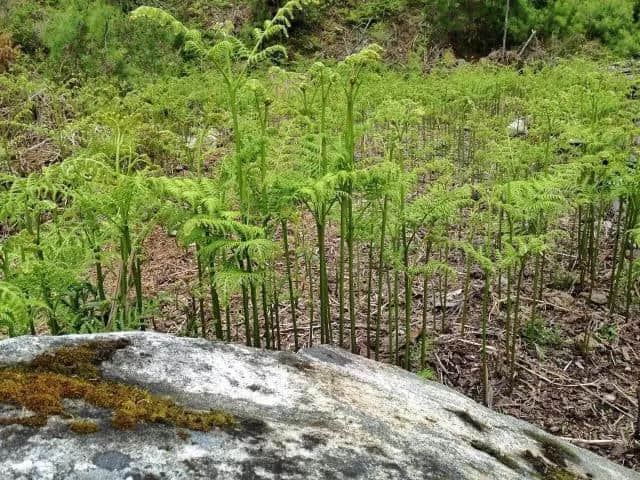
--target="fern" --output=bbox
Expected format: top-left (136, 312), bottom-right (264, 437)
top-left (0, 281), bottom-right (34, 336)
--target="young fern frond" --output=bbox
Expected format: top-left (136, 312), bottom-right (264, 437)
top-left (410, 259), bottom-right (456, 280)
top-left (129, 6), bottom-right (202, 54)
top-left (0, 281), bottom-right (35, 336)
top-left (249, 45), bottom-right (288, 68)
top-left (213, 268), bottom-right (266, 306)
top-left (406, 184), bottom-right (472, 232)
top-left (181, 217), bottom-right (263, 243)
top-left (454, 240), bottom-right (495, 275)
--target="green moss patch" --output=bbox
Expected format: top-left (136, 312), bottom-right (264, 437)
top-left (0, 339), bottom-right (235, 433)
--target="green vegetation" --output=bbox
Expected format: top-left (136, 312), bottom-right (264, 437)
top-left (430, 0), bottom-right (640, 56)
top-left (0, 1), bottom-right (639, 455)
top-left (417, 368), bottom-right (436, 380)
top-left (523, 320), bottom-right (563, 348)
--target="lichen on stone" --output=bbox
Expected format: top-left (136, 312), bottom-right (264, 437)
top-left (0, 339), bottom-right (235, 433)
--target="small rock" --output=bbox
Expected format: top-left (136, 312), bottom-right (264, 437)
top-left (548, 291), bottom-right (575, 309)
top-left (579, 291), bottom-right (608, 306)
top-left (591, 292), bottom-right (608, 305)
top-left (433, 289), bottom-right (463, 309)
top-left (603, 220), bottom-right (614, 235)
top-left (569, 139), bottom-right (587, 148)
top-left (508, 118), bottom-right (528, 137)
top-left (573, 334), bottom-right (602, 353)
top-left (622, 347), bottom-right (631, 361)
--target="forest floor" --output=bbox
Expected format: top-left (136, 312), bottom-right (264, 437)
top-left (136, 211), bottom-right (640, 472)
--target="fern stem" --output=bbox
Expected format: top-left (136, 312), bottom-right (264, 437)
top-left (510, 256), bottom-right (527, 379)
top-left (608, 198), bottom-right (625, 310)
top-left (460, 253), bottom-right (472, 336)
top-left (225, 304), bottom-right (232, 343)
top-left (420, 241), bottom-right (433, 370)
top-left (386, 268), bottom-right (393, 363)
top-left (196, 247), bottom-right (206, 338)
top-left (261, 282), bottom-right (271, 349)
top-left (208, 255), bottom-right (224, 340)
top-left (305, 248), bottom-right (315, 352)
top-left (316, 217), bottom-right (330, 346)
top-left (393, 267), bottom-right (399, 366)
top-left (338, 199), bottom-right (346, 347)
top-left (375, 195), bottom-right (389, 361)
top-left (282, 219), bottom-right (299, 350)
top-left (246, 253), bottom-right (261, 348)
top-left (239, 256), bottom-right (252, 347)
top-left (273, 284), bottom-right (281, 350)
top-left (348, 189), bottom-right (357, 353)
top-left (366, 238), bottom-right (374, 359)
top-left (134, 256), bottom-right (144, 330)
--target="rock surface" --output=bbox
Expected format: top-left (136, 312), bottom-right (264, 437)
top-left (0, 332), bottom-right (637, 480)
top-left (508, 118), bottom-right (528, 137)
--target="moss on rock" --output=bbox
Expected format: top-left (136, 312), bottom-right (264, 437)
top-left (69, 419), bottom-right (100, 434)
top-left (0, 339), bottom-right (235, 434)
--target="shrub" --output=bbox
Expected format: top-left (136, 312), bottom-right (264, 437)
top-left (1, 0), bottom-right (188, 78)
top-left (533, 0), bottom-right (640, 56)
top-left (430, 0), bottom-right (640, 56)
top-left (345, 0), bottom-right (418, 24)
top-left (430, 0), bottom-right (528, 54)
top-left (42, 0), bottom-right (129, 75)
top-left (1, 0), bottom-right (45, 54)
top-left (0, 34), bottom-right (20, 73)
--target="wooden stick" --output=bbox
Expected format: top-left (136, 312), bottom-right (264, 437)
top-left (433, 351), bottom-right (452, 376)
top-left (633, 382), bottom-right (640, 440)
top-left (611, 382), bottom-right (638, 408)
top-left (518, 30), bottom-right (537, 58)
top-left (561, 437), bottom-right (622, 446)
top-left (517, 361), bottom-right (598, 388)
top-left (509, 295), bottom-right (572, 313)
top-left (579, 384), bottom-right (634, 420)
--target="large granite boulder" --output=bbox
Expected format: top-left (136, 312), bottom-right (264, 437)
top-left (0, 332), bottom-right (637, 480)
